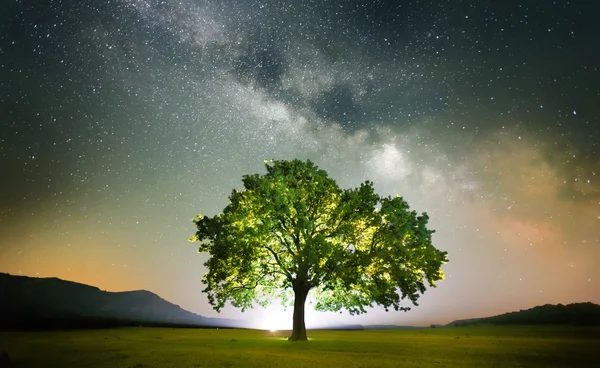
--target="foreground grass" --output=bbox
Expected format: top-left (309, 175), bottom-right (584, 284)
top-left (1, 325), bottom-right (599, 367)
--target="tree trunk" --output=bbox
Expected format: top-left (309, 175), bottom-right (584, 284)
top-left (288, 285), bottom-right (309, 341)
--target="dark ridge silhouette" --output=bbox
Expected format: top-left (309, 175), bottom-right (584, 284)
top-left (4, 272), bottom-right (598, 331)
top-left (447, 303), bottom-right (600, 327)
top-left (0, 273), bottom-right (241, 330)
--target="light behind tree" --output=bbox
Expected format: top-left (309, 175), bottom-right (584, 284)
top-left (190, 159), bottom-right (448, 341)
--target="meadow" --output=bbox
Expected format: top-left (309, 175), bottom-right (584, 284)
top-left (1, 325), bottom-right (599, 367)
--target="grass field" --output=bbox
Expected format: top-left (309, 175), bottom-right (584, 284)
top-left (1, 325), bottom-right (599, 367)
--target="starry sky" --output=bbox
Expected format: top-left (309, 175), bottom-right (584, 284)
top-left (1, 0), bottom-right (599, 328)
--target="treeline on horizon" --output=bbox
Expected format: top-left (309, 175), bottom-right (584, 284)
top-left (452, 303), bottom-right (600, 327)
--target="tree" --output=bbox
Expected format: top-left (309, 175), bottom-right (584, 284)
top-left (190, 159), bottom-right (448, 341)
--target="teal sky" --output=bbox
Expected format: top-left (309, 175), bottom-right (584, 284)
top-left (1, 0), bottom-right (598, 327)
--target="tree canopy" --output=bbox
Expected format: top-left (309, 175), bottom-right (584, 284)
top-left (190, 159), bottom-right (448, 340)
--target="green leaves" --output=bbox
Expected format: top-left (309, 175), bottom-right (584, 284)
top-left (190, 159), bottom-right (448, 315)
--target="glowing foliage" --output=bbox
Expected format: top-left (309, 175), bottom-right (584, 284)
top-left (190, 159), bottom-right (448, 339)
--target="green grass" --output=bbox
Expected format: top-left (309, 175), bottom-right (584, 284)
top-left (1, 325), bottom-right (599, 367)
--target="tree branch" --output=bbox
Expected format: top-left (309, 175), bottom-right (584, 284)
top-left (273, 231), bottom-right (297, 257)
top-left (324, 210), bottom-right (353, 239)
top-left (230, 264), bottom-right (289, 292)
top-left (278, 216), bottom-right (290, 232)
top-left (265, 245), bottom-right (294, 281)
top-left (230, 272), bottom-right (268, 292)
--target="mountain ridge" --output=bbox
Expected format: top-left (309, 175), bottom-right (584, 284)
top-left (447, 302), bottom-right (600, 327)
top-left (2, 272), bottom-right (598, 330)
top-left (0, 272), bottom-right (241, 329)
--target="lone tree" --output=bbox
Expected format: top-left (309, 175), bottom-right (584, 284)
top-left (190, 159), bottom-right (448, 341)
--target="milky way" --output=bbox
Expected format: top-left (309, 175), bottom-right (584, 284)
top-left (1, 0), bottom-right (599, 327)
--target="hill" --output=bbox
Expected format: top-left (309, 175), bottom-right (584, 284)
top-left (4, 272), bottom-right (597, 331)
top-left (447, 303), bottom-right (600, 327)
top-left (0, 272), bottom-right (240, 330)
top-left (363, 325), bottom-right (432, 330)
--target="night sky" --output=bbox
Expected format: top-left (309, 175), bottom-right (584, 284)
top-left (1, 0), bottom-right (599, 329)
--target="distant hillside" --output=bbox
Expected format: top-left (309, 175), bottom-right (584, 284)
top-left (0, 273), bottom-right (241, 330)
top-left (315, 323), bottom-right (364, 330)
top-left (363, 325), bottom-right (430, 330)
top-left (447, 303), bottom-right (600, 327)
